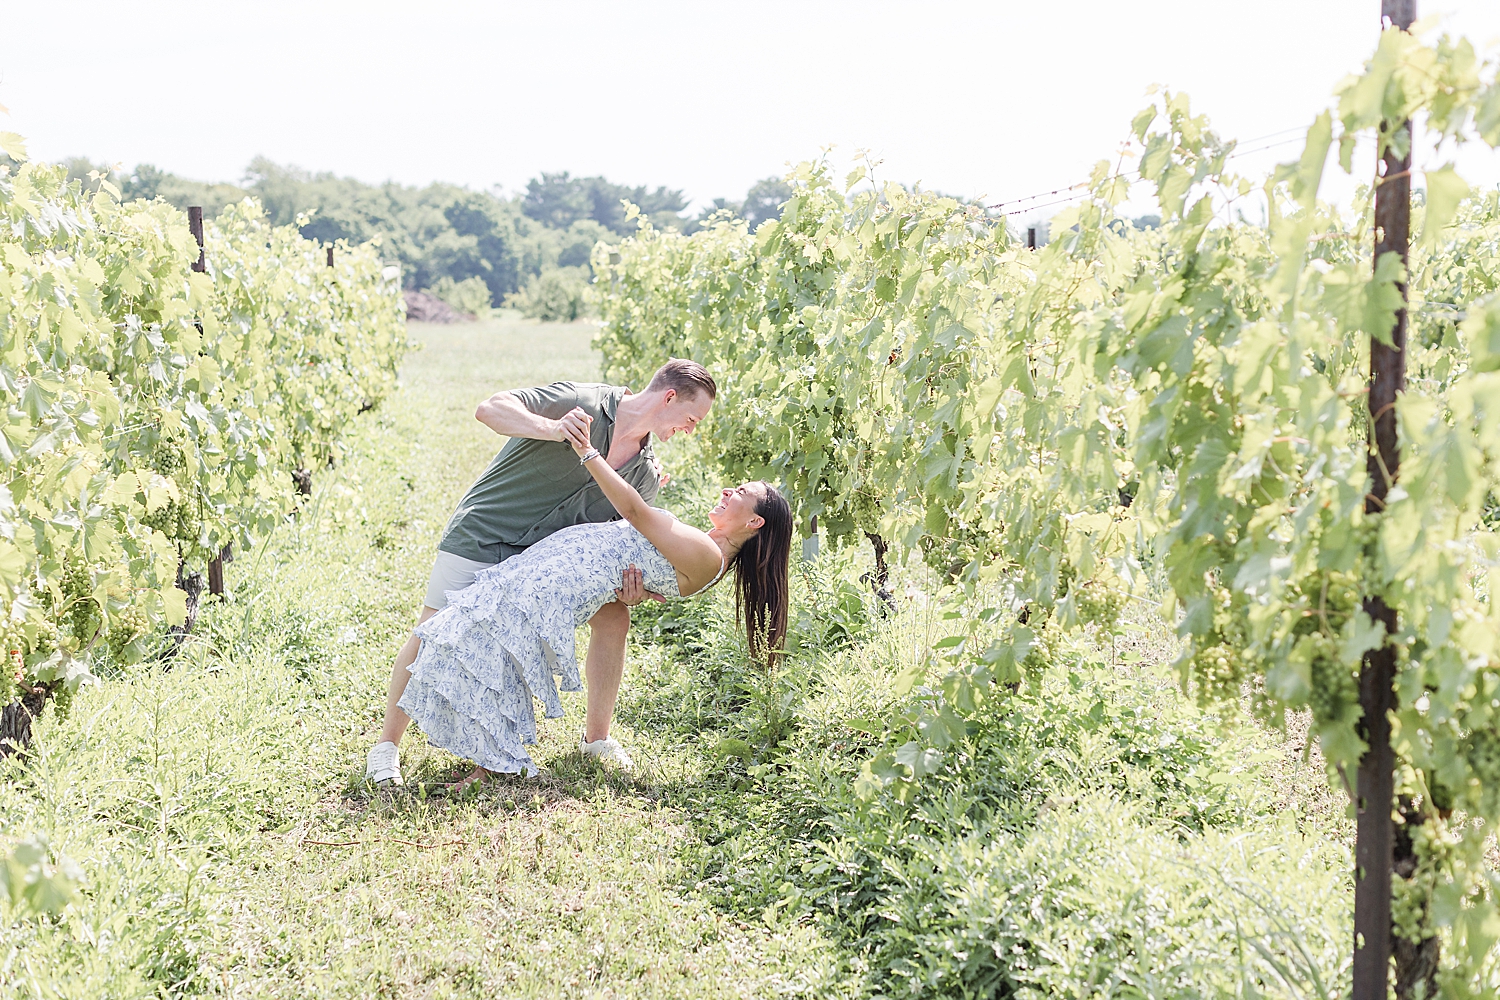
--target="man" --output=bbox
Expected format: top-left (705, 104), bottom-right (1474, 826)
top-left (366, 359), bottom-right (717, 785)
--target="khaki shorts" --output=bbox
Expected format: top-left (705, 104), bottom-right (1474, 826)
top-left (423, 550), bottom-right (499, 610)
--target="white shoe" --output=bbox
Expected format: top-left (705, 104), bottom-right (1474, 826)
top-left (580, 735), bottom-right (634, 771)
top-left (366, 741), bottom-right (404, 786)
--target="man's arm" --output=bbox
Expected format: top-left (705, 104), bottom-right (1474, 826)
top-left (474, 390), bottom-right (566, 440)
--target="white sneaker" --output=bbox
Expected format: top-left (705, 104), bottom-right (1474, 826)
top-left (366, 741), bottom-right (404, 786)
top-left (580, 735), bottom-right (634, 771)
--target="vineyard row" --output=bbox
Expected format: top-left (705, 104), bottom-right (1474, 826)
top-left (0, 148), bottom-right (408, 726)
top-left (594, 25), bottom-right (1500, 987)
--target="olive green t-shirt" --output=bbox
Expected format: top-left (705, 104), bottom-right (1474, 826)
top-left (436, 382), bottom-right (659, 564)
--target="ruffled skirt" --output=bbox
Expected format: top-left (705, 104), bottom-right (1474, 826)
top-left (398, 571), bottom-right (599, 775)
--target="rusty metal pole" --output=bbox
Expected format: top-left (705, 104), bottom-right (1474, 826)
top-left (1353, 2), bottom-right (1414, 997)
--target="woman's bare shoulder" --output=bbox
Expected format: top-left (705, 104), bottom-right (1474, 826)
top-left (664, 520), bottom-right (724, 586)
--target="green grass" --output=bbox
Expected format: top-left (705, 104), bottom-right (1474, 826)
top-left (0, 312), bottom-right (1357, 998)
top-left (1, 315), bottom-right (854, 999)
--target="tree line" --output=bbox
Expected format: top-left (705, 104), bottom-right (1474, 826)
top-left (57, 156), bottom-right (794, 316)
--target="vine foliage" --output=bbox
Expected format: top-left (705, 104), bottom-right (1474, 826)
top-left (0, 140), bottom-right (407, 720)
top-left (596, 24), bottom-right (1500, 989)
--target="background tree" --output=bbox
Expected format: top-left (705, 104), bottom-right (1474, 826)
top-left (740, 176), bottom-right (793, 229)
top-left (81, 155), bottom-right (801, 311)
top-left (522, 171), bottom-right (688, 235)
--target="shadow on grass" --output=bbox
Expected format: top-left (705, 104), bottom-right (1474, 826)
top-left (335, 740), bottom-right (678, 820)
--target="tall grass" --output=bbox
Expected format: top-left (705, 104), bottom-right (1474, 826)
top-left (632, 433), bottom-right (1356, 999)
top-left (0, 315), bottom-right (1358, 998)
top-left (0, 317), bottom-right (855, 999)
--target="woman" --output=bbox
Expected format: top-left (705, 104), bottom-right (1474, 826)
top-left (397, 406), bottom-right (792, 785)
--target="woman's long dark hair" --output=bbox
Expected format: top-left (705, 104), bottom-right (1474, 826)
top-left (732, 483), bottom-right (793, 667)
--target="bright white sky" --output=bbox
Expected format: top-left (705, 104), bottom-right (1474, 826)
top-left (3, 0), bottom-right (1499, 221)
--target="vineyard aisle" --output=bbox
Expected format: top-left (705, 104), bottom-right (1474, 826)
top-left (0, 315), bottom-right (855, 999)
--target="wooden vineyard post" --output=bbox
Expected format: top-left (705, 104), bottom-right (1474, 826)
top-left (189, 208), bottom-right (233, 600)
top-left (207, 544), bottom-right (233, 597)
top-left (167, 207), bottom-right (222, 618)
top-left (1353, 1), bottom-right (1414, 997)
top-left (864, 532), bottom-right (894, 610)
top-left (1026, 226), bottom-right (1037, 250)
top-left (327, 245), bottom-right (334, 268)
top-left (188, 205), bottom-right (205, 273)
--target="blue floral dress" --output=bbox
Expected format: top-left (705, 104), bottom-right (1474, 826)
top-left (399, 516), bottom-right (719, 774)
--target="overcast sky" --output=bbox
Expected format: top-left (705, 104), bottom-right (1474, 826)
top-left (3, 1), bottom-right (1499, 220)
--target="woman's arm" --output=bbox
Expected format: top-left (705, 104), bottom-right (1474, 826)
top-left (560, 408), bottom-right (653, 523)
top-left (560, 409), bottom-right (721, 587)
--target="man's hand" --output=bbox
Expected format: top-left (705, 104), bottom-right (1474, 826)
top-left (615, 564), bottom-right (667, 606)
top-left (649, 454), bottom-right (670, 487)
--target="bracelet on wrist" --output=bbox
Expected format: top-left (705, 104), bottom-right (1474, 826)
top-left (578, 447), bottom-right (601, 465)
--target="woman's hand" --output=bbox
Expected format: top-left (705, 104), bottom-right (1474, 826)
top-left (559, 407), bottom-right (594, 455)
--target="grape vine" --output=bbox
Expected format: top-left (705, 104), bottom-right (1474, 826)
top-left (595, 24), bottom-right (1500, 988)
top-left (0, 143), bottom-right (407, 719)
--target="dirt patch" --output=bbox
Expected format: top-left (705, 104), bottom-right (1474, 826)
top-left (404, 290), bottom-right (472, 324)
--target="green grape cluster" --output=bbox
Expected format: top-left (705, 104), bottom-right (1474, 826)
top-left (1191, 643), bottom-right (1247, 700)
top-left (846, 487), bottom-right (885, 541)
top-left (141, 435), bottom-right (202, 544)
top-left (106, 603), bottom-right (151, 665)
top-left (1055, 560), bottom-right (1078, 597)
top-left (1055, 561), bottom-right (1126, 631)
top-left (49, 682), bottom-right (74, 720)
top-left (1306, 646), bottom-right (1360, 730)
top-left (153, 436), bottom-right (187, 476)
top-left (61, 559), bottom-right (102, 646)
top-left (1183, 583), bottom-right (1253, 703)
top-left (0, 626), bottom-right (22, 702)
top-left (919, 511), bottom-right (1004, 582)
top-left (1389, 790), bottom-right (1455, 948)
top-left (1073, 579), bottom-right (1124, 629)
top-left (29, 618), bottom-right (59, 660)
top-left (142, 495), bottom-right (198, 545)
top-left (1021, 624), bottom-right (1056, 676)
top-left (1289, 570), bottom-right (1362, 636)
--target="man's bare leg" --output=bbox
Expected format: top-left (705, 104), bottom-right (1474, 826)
top-left (583, 600), bottom-right (630, 743)
top-left (379, 605), bottom-right (440, 745)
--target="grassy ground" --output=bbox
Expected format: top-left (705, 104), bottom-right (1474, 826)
top-left (1, 312), bottom-right (1359, 998)
top-left (1, 315), bottom-right (854, 999)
